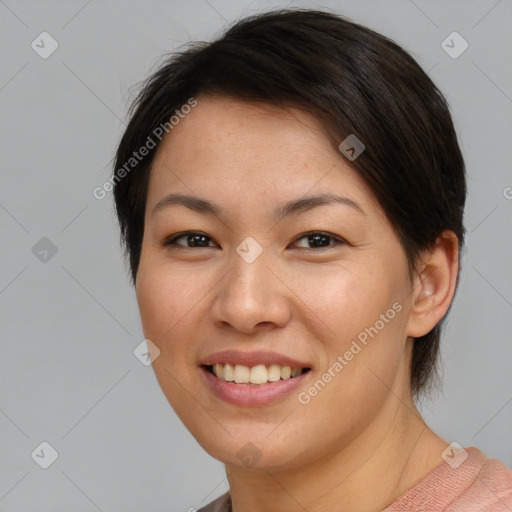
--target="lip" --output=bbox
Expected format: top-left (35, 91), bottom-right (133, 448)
top-left (199, 350), bottom-right (311, 369)
top-left (200, 365), bottom-right (311, 407)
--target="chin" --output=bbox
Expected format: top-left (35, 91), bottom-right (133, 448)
top-left (186, 420), bottom-right (320, 473)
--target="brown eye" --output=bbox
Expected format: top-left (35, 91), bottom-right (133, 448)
top-left (164, 231), bottom-right (217, 248)
top-left (292, 231), bottom-right (345, 250)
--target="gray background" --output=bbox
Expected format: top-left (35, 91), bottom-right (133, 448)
top-left (1, 0), bottom-right (511, 510)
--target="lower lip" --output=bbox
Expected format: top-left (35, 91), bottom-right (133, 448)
top-left (200, 366), bottom-right (311, 407)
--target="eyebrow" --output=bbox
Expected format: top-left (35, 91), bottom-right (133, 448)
top-left (151, 192), bottom-right (365, 221)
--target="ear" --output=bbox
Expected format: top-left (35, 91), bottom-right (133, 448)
top-left (406, 231), bottom-right (460, 338)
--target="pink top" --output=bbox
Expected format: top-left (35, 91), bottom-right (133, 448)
top-left (382, 447), bottom-right (512, 511)
top-left (198, 447), bottom-right (512, 511)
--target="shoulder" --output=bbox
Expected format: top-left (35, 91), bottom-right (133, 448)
top-left (197, 492), bottom-right (231, 512)
top-left (383, 447), bottom-right (512, 511)
top-left (455, 448), bottom-right (512, 511)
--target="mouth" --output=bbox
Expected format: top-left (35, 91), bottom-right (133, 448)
top-left (199, 361), bottom-right (312, 407)
top-left (199, 350), bottom-right (313, 406)
top-left (202, 363), bottom-right (312, 385)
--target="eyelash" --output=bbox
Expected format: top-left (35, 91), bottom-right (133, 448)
top-left (163, 230), bottom-right (347, 251)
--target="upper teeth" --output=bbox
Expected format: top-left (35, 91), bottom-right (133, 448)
top-left (212, 363), bottom-right (304, 384)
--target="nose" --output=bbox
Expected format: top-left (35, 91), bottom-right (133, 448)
top-left (211, 244), bottom-right (292, 334)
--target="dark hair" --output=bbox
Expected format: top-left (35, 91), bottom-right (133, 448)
top-left (112, 8), bottom-right (466, 397)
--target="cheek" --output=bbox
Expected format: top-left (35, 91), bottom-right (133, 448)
top-left (135, 267), bottom-right (194, 376)
top-left (136, 267), bottom-right (173, 341)
top-left (136, 260), bottom-right (208, 341)
top-left (308, 265), bottom-right (407, 393)
top-left (135, 262), bottom-right (207, 417)
top-left (306, 266), bottom-right (393, 342)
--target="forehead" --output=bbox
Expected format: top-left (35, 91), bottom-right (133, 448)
top-left (157, 94), bottom-right (331, 160)
top-left (146, 95), bottom-right (377, 213)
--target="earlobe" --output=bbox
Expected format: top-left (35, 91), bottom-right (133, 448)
top-left (406, 231), bottom-right (459, 338)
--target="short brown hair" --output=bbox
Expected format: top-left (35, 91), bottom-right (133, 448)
top-left (112, 8), bottom-right (467, 397)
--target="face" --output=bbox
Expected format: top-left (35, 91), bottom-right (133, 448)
top-left (136, 95), bottom-right (415, 471)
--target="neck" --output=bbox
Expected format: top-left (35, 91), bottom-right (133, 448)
top-left (225, 393), bottom-right (446, 512)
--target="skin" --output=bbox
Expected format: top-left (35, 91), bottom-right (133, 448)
top-left (136, 95), bottom-right (459, 512)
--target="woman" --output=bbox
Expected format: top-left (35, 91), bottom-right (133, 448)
top-left (112, 9), bottom-right (512, 511)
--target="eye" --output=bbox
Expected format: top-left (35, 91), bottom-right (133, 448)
top-left (291, 231), bottom-right (346, 250)
top-left (163, 230), bottom-right (346, 250)
top-left (163, 231), bottom-right (217, 248)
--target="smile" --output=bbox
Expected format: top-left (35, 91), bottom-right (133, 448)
top-left (200, 363), bottom-right (312, 407)
top-left (206, 363), bottom-right (310, 384)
